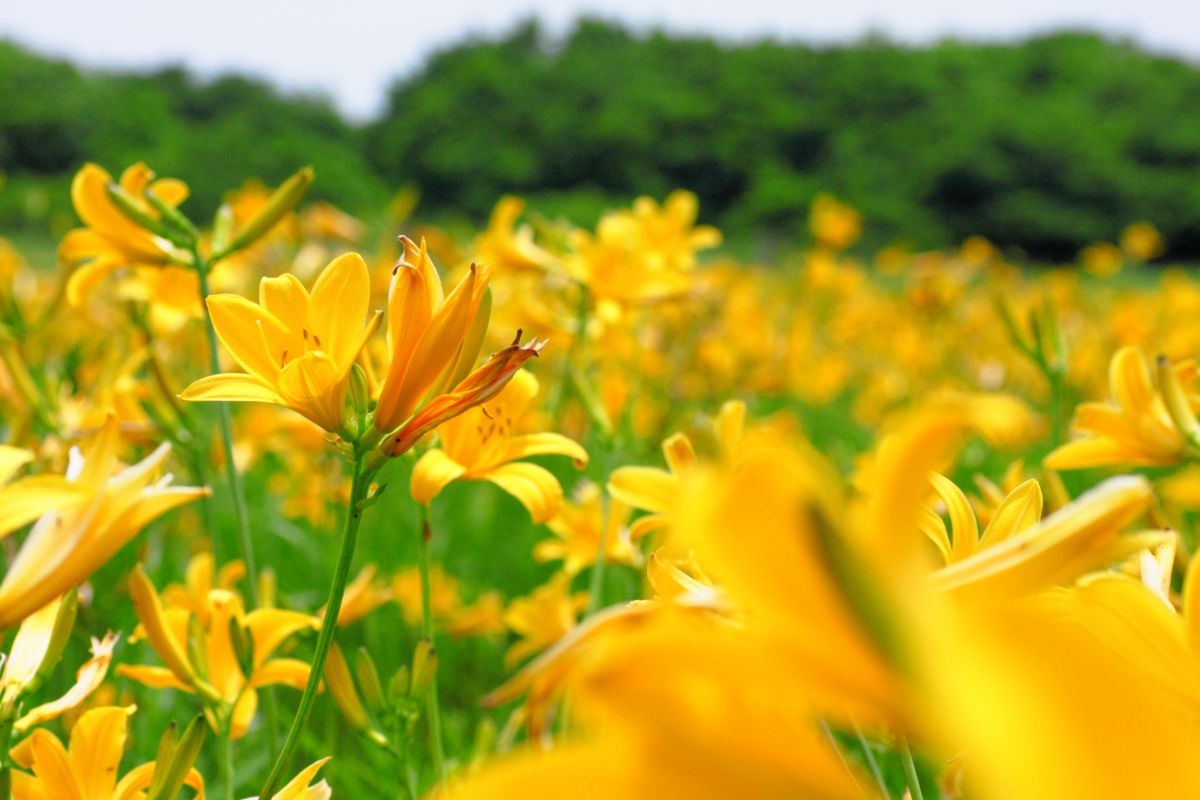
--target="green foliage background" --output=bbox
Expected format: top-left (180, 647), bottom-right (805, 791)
top-left (4, 19), bottom-right (1200, 257)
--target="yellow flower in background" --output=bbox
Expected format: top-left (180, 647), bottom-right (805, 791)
top-left (928, 475), bottom-right (1166, 603)
top-left (0, 594), bottom-right (118, 734)
top-left (373, 236), bottom-right (545, 454)
top-left (535, 482), bottom-right (638, 576)
top-left (1046, 347), bottom-right (1197, 469)
top-left (607, 431), bottom-right (695, 540)
top-left (503, 572), bottom-right (588, 667)
top-left (323, 564), bottom-right (390, 626)
top-left (810, 193), bottom-right (862, 251)
top-left (921, 472), bottom-right (1043, 564)
top-left (1120, 221), bottom-right (1165, 262)
top-left (1080, 242), bottom-right (1124, 276)
top-left (410, 370), bottom-right (587, 522)
top-left (180, 252), bottom-right (382, 432)
top-left (474, 196), bottom-right (558, 273)
top-left (10, 706), bottom-right (205, 800)
top-left (0, 417), bottom-right (209, 629)
top-left (60, 162), bottom-right (190, 306)
top-left (566, 190), bottom-right (719, 305)
top-left (121, 565), bottom-right (317, 738)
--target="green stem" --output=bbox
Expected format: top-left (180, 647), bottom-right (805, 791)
top-left (899, 738), bottom-right (925, 800)
top-left (219, 723), bottom-right (235, 800)
top-left (417, 506), bottom-right (448, 784)
top-left (194, 252), bottom-right (260, 609)
top-left (550, 282), bottom-right (590, 429)
top-left (0, 711), bottom-right (14, 800)
top-left (854, 725), bottom-right (890, 800)
top-left (586, 492), bottom-right (610, 615)
top-left (259, 456), bottom-right (371, 798)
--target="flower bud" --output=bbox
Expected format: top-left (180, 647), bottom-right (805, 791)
top-left (1158, 355), bottom-right (1200, 446)
top-left (217, 166), bottom-right (313, 258)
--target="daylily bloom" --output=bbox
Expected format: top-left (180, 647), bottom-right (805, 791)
top-left (372, 236), bottom-right (546, 454)
top-left (921, 473), bottom-right (1044, 564)
top-left (0, 445), bottom-right (87, 540)
top-left (474, 196), bottom-right (558, 273)
top-left (535, 482), bottom-right (639, 576)
top-left (502, 572), bottom-right (588, 667)
top-left (1046, 347), bottom-right (1198, 469)
top-left (178, 255), bottom-right (379, 431)
top-left (121, 565), bottom-right (317, 738)
top-left (323, 564), bottom-right (390, 626)
top-left (180, 252), bottom-right (382, 433)
top-left (60, 162), bottom-right (190, 306)
top-left (928, 475), bottom-right (1167, 603)
top-left (409, 369), bottom-right (587, 522)
top-left (607, 431), bottom-right (695, 541)
top-left (0, 417), bottom-right (209, 629)
top-left (0, 594), bottom-right (118, 734)
top-left (10, 706), bottom-right (205, 800)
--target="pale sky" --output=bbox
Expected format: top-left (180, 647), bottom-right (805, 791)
top-left (1, 1), bottom-right (1197, 119)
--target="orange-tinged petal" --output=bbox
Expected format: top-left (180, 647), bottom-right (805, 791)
top-left (485, 462), bottom-right (564, 524)
top-left (127, 566), bottom-right (199, 690)
top-left (23, 729), bottom-right (83, 800)
top-left (410, 449), bottom-right (467, 506)
top-left (491, 433), bottom-right (589, 470)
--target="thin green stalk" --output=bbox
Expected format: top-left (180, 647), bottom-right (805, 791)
top-left (193, 252), bottom-right (260, 609)
top-left (259, 456), bottom-right (371, 798)
top-left (219, 723), bottom-right (235, 800)
top-left (417, 506), bottom-right (448, 784)
top-left (899, 738), bottom-right (925, 800)
top-left (586, 492), bottom-right (611, 615)
top-left (854, 725), bottom-right (890, 800)
top-left (550, 282), bottom-right (590, 429)
top-left (0, 711), bottom-right (14, 800)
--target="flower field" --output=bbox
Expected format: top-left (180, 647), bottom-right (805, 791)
top-left (1, 162), bottom-right (1199, 799)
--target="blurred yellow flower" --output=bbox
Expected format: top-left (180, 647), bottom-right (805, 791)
top-left (0, 418), bottom-right (208, 629)
top-left (410, 369), bottom-right (587, 522)
top-left (535, 482), bottom-right (638, 576)
top-left (60, 162), bottom-right (190, 306)
top-left (503, 572), bottom-right (588, 666)
top-left (810, 193), bottom-right (862, 250)
top-left (10, 706), bottom-right (205, 800)
top-left (1046, 347), bottom-right (1197, 469)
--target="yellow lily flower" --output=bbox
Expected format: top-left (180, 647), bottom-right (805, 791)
top-left (161, 552), bottom-right (247, 624)
top-left (607, 431), bottom-right (695, 541)
top-left (0, 594), bottom-right (119, 734)
top-left (372, 236), bottom-right (545, 455)
top-left (60, 162), bottom-right (190, 307)
top-left (121, 565), bottom-right (317, 739)
top-left (928, 475), bottom-right (1166, 603)
top-left (474, 196), bottom-right (558, 273)
top-left (322, 564), bottom-right (390, 626)
top-left (10, 706), bottom-right (205, 800)
top-left (502, 572), bottom-right (588, 667)
top-left (535, 482), bottom-right (638, 576)
top-left (180, 252), bottom-right (382, 433)
top-left (921, 473), bottom-right (1043, 564)
top-left (0, 445), bottom-right (88, 541)
top-left (1046, 347), bottom-right (1197, 469)
top-left (0, 417), bottom-right (209, 629)
top-left (392, 564), bottom-right (463, 628)
top-left (410, 370), bottom-right (587, 522)
top-left (252, 757), bottom-right (332, 800)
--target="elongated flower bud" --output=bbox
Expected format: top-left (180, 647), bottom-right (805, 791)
top-left (217, 166), bottom-right (313, 258)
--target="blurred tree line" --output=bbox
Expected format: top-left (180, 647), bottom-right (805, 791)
top-left (5, 20), bottom-right (1200, 259)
